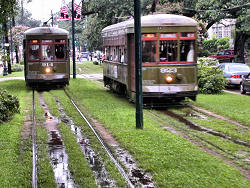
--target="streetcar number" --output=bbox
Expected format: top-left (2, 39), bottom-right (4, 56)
top-left (42, 63), bottom-right (54, 67)
top-left (160, 67), bottom-right (177, 73)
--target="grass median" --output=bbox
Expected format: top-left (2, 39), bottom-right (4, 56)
top-left (190, 93), bottom-right (250, 127)
top-left (65, 78), bottom-right (249, 187)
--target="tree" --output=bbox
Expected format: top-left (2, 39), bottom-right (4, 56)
top-left (153, 1), bottom-right (249, 61)
top-left (0, 0), bottom-right (17, 24)
top-left (11, 25), bottom-right (29, 63)
top-left (15, 6), bottom-right (41, 28)
top-left (186, 0), bottom-right (249, 62)
top-left (11, 1), bottom-right (40, 64)
top-left (0, 0), bottom-right (18, 73)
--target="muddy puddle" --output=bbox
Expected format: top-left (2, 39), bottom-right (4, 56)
top-left (56, 98), bottom-right (116, 187)
top-left (114, 148), bottom-right (155, 188)
top-left (48, 130), bottom-right (75, 188)
top-left (39, 94), bottom-right (75, 188)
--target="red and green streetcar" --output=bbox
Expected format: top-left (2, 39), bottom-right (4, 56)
top-left (23, 26), bottom-right (70, 88)
top-left (102, 14), bottom-right (198, 106)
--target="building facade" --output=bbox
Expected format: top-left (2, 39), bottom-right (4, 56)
top-left (207, 19), bottom-right (235, 48)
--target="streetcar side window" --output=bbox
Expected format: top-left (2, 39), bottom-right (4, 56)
top-left (141, 34), bottom-right (157, 63)
top-left (142, 40), bottom-right (156, 63)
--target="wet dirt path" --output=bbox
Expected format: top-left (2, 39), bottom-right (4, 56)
top-left (39, 93), bottom-right (75, 187)
top-left (55, 97), bottom-right (117, 187)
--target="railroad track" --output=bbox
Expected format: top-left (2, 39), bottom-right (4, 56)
top-left (31, 89), bottom-right (139, 187)
top-left (64, 89), bottom-right (134, 188)
top-left (146, 107), bottom-right (250, 178)
top-left (32, 90), bottom-right (37, 188)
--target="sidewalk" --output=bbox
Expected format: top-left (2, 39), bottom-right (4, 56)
top-left (0, 77), bottom-right (24, 82)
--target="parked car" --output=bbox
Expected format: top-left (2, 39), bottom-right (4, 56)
top-left (240, 73), bottom-right (250, 94)
top-left (81, 52), bottom-right (89, 61)
top-left (218, 63), bottom-right (250, 86)
top-left (209, 49), bottom-right (248, 63)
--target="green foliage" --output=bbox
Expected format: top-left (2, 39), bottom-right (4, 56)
top-left (201, 37), bottom-right (230, 56)
top-left (216, 37), bottom-right (230, 51)
top-left (0, 0), bottom-right (17, 23)
top-left (0, 88), bottom-right (20, 123)
top-left (197, 58), bottom-right (226, 94)
top-left (11, 63), bottom-right (24, 72)
top-left (201, 37), bottom-right (218, 56)
top-left (15, 8), bottom-right (41, 28)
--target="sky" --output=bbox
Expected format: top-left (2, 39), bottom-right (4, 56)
top-left (25, 0), bottom-right (80, 22)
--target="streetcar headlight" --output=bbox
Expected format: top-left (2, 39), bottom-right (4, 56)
top-left (165, 75), bottom-right (174, 83)
top-left (45, 67), bottom-right (52, 73)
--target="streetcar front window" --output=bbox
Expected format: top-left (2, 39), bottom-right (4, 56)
top-left (55, 44), bottom-right (65, 59)
top-left (180, 32), bottom-right (196, 62)
top-left (159, 40), bottom-right (177, 62)
top-left (55, 39), bottom-right (66, 60)
top-left (29, 44), bottom-right (40, 60)
top-left (180, 40), bottom-right (195, 62)
top-left (42, 44), bottom-right (53, 61)
top-left (142, 40), bottom-right (156, 63)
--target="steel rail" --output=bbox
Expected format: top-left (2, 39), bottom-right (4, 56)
top-left (64, 90), bottom-right (134, 188)
top-left (32, 90), bottom-right (37, 188)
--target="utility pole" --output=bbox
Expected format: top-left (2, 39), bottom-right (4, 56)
top-left (134, 0), bottom-right (143, 129)
top-left (51, 10), bottom-right (54, 27)
top-left (72, 0), bottom-right (76, 79)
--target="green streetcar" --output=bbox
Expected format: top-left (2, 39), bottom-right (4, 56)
top-left (102, 14), bottom-right (198, 106)
top-left (23, 26), bottom-right (70, 88)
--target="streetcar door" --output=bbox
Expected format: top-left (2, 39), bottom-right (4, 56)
top-left (141, 34), bottom-right (158, 93)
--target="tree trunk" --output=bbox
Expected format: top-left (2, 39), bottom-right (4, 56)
top-left (234, 32), bottom-right (247, 63)
top-left (12, 17), bottom-right (19, 64)
top-left (21, 0), bottom-right (24, 25)
top-left (3, 22), bottom-right (12, 74)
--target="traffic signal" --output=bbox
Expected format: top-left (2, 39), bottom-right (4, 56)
top-left (73, 10), bottom-right (81, 19)
top-left (60, 12), bottom-right (69, 19)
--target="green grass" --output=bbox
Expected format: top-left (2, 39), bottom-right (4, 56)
top-left (190, 93), bottom-right (250, 127)
top-left (0, 80), bottom-right (32, 187)
top-left (172, 107), bottom-right (250, 142)
top-left (76, 61), bottom-right (103, 74)
top-left (0, 71), bottom-right (24, 78)
top-left (169, 107), bottom-right (250, 170)
top-left (65, 79), bottom-right (249, 187)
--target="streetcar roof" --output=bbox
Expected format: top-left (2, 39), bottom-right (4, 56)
top-left (24, 27), bottom-right (69, 37)
top-left (102, 14), bottom-right (197, 36)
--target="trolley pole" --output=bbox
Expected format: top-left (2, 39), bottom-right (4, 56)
top-left (134, 0), bottom-right (143, 129)
top-left (72, 0), bottom-right (76, 79)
